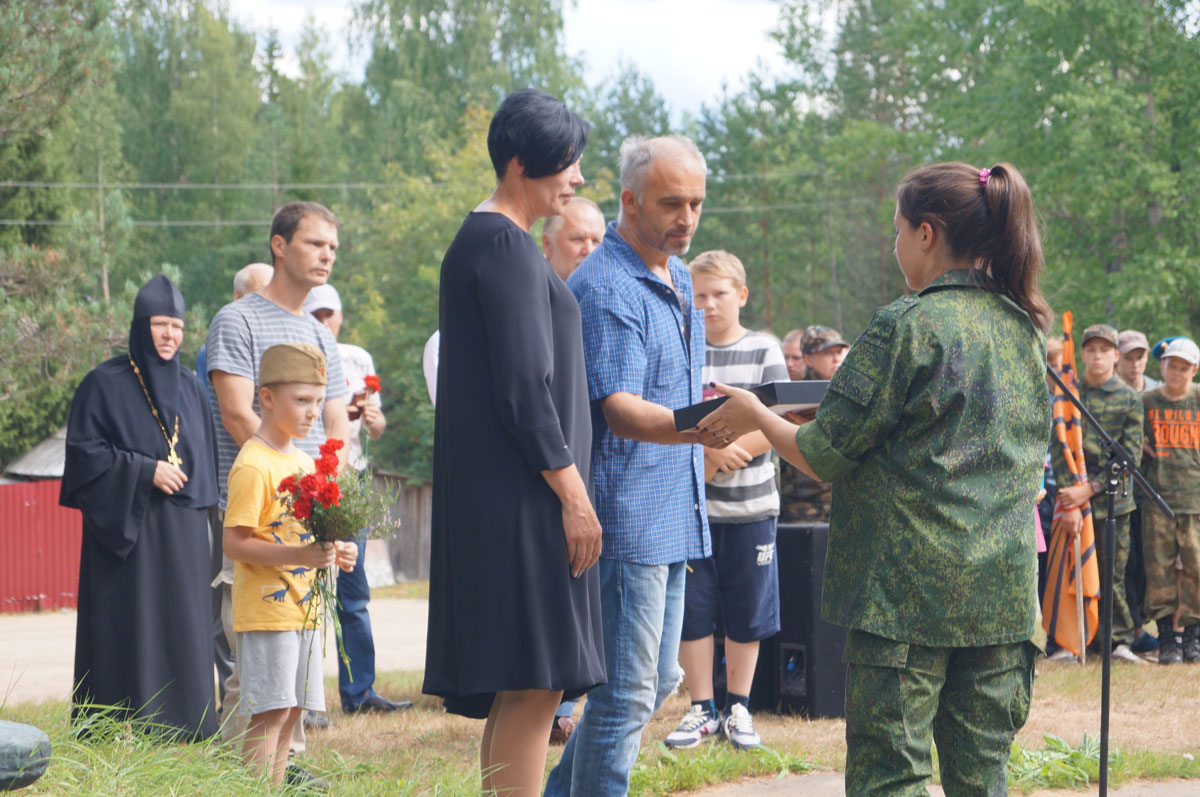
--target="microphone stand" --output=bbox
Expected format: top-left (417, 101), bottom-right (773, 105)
top-left (1046, 365), bottom-right (1173, 796)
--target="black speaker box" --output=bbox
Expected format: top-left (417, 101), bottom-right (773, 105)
top-left (708, 523), bottom-right (846, 718)
top-left (774, 522), bottom-right (847, 718)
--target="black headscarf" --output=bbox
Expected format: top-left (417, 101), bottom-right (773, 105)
top-left (130, 274), bottom-right (186, 428)
top-left (61, 275), bottom-right (218, 548)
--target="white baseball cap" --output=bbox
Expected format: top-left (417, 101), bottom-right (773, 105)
top-left (1161, 337), bottom-right (1200, 366)
top-left (303, 284), bottom-right (342, 315)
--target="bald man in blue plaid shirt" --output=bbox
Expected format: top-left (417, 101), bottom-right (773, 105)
top-left (546, 135), bottom-right (719, 797)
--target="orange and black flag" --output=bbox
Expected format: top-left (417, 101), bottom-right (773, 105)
top-left (1042, 311), bottom-right (1101, 656)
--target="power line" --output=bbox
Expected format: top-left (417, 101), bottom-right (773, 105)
top-left (0, 219), bottom-right (267, 227)
top-left (0, 198), bottom-right (880, 228)
top-left (0, 171), bottom-right (824, 192)
top-left (0, 181), bottom-right (394, 191)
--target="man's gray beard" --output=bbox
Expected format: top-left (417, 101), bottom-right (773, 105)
top-left (661, 238), bottom-right (691, 257)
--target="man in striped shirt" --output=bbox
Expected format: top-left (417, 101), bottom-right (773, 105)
top-left (204, 202), bottom-right (349, 784)
top-left (667, 250), bottom-right (788, 752)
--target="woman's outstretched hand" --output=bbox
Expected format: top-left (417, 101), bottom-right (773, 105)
top-left (696, 382), bottom-right (770, 445)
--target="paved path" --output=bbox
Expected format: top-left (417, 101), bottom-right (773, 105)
top-left (0, 597), bottom-right (428, 705)
top-left (695, 772), bottom-right (1200, 795)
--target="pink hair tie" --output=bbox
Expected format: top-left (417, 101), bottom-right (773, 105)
top-left (979, 167), bottom-right (991, 185)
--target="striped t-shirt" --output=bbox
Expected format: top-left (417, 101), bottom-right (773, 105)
top-left (702, 330), bottom-right (789, 522)
top-left (204, 292), bottom-right (346, 510)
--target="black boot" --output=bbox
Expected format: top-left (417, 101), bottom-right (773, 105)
top-left (1184, 624), bottom-right (1200, 664)
top-left (1158, 618), bottom-right (1183, 665)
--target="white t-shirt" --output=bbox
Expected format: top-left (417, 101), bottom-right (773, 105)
top-left (423, 330), bottom-right (440, 405)
top-left (338, 342), bottom-right (379, 472)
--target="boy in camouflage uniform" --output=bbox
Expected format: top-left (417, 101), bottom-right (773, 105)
top-left (1051, 324), bottom-right (1144, 662)
top-left (1140, 337), bottom-right (1200, 663)
top-left (778, 326), bottom-right (848, 524)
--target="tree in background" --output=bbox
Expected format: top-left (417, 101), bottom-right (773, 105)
top-left (6, 0), bottom-right (1200, 477)
top-left (114, 1), bottom-right (264, 312)
top-left (0, 1), bottom-right (120, 248)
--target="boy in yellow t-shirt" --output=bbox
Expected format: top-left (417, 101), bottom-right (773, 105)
top-left (223, 343), bottom-right (356, 785)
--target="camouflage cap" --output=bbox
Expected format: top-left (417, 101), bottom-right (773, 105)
top-left (1117, 329), bottom-right (1150, 354)
top-left (800, 325), bottom-right (849, 354)
top-left (259, 343), bottom-right (327, 387)
top-left (1080, 324), bottom-right (1119, 349)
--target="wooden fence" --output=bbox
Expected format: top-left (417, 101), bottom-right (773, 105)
top-left (375, 474), bottom-right (432, 581)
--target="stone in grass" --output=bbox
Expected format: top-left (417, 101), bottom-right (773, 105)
top-left (0, 719), bottom-right (50, 791)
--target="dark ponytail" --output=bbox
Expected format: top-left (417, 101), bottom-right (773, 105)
top-left (896, 161), bottom-right (1051, 333)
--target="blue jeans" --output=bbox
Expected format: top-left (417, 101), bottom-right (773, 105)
top-left (544, 559), bottom-right (686, 797)
top-left (336, 534), bottom-right (377, 711)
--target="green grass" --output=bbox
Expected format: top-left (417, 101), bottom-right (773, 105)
top-left (4, 702), bottom-right (274, 795)
top-left (5, 664), bottom-right (1200, 794)
top-left (629, 741), bottom-right (812, 796)
top-left (1006, 734), bottom-right (1200, 792)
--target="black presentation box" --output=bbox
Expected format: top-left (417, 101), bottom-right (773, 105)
top-left (673, 380), bottom-right (830, 433)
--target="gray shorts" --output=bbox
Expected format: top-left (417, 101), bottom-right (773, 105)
top-left (236, 629), bottom-right (326, 716)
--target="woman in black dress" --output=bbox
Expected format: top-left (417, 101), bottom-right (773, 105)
top-left (423, 89), bottom-right (605, 795)
top-left (61, 274), bottom-right (219, 739)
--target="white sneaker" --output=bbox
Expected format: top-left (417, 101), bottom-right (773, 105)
top-left (1112, 643), bottom-right (1146, 664)
top-left (720, 703), bottom-right (762, 750)
top-left (1046, 648), bottom-right (1077, 662)
top-left (664, 704), bottom-right (720, 749)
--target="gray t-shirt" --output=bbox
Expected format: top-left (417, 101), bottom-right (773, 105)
top-left (205, 292), bottom-right (346, 509)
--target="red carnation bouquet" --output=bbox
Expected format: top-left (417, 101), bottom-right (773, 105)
top-left (277, 437), bottom-right (397, 675)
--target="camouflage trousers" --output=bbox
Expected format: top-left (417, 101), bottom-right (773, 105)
top-left (844, 630), bottom-right (1038, 796)
top-left (1092, 512), bottom-right (1135, 647)
top-left (1142, 510), bottom-right (1200, 628)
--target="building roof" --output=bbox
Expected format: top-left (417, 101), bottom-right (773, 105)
top-left (3, 427), bottom-right (66, 480)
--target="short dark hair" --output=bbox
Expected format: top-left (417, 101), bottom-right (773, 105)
top-left (268, 202), bottom-right (338, 262)
top-left (487, 89), bottom-right (588, 179)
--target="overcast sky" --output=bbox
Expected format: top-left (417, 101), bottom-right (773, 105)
top-left (230, 0), bottom-right (793, 118)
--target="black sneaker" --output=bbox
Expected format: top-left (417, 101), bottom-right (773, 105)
top-left (1183, 625), bottom-right (1200, 664)
top-left (1131, 629), bottom-right (1159, 658)
top-left (284, 763), bottom-right (329, 792)
top-left (1159, 632), bottom-right (1184, 665)
top-left (343, 693), bottom-right (414, 714)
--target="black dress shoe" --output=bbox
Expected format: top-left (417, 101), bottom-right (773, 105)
top-left (344, 693), bottom-right (414, 714)
top-left (284, 763), bottom-right (329, 792)
top-left (303, 711), bottom-right (334, 731)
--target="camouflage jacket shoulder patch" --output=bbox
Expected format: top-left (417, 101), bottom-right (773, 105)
top-left (857, 294), bottom-right (921, 350)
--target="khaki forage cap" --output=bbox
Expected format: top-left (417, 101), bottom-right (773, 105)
top-left (259, 343), bottom-right (327, 387)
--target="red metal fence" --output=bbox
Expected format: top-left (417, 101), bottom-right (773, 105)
top-left (0, 480), bottom-right (81, 613)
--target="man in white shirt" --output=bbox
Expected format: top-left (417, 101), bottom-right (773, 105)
top-left (305, 283), bottom-right (412, 716)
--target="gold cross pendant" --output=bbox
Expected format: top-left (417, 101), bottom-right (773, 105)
top-left (168, 449), bottom-right (183, 468)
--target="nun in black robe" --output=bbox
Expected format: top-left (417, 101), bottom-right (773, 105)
top-left (60, 274), bottom-right (219, 739)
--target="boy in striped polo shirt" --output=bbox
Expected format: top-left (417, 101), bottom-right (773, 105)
top-left (668, 250), bottom-right (788, 751)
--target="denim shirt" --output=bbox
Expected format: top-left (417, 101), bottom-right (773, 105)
top-left (568, 222), bottom-right (710, 565)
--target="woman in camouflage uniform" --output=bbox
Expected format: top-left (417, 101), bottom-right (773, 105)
top-left (702, 162), bottom-right (1051, 795)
